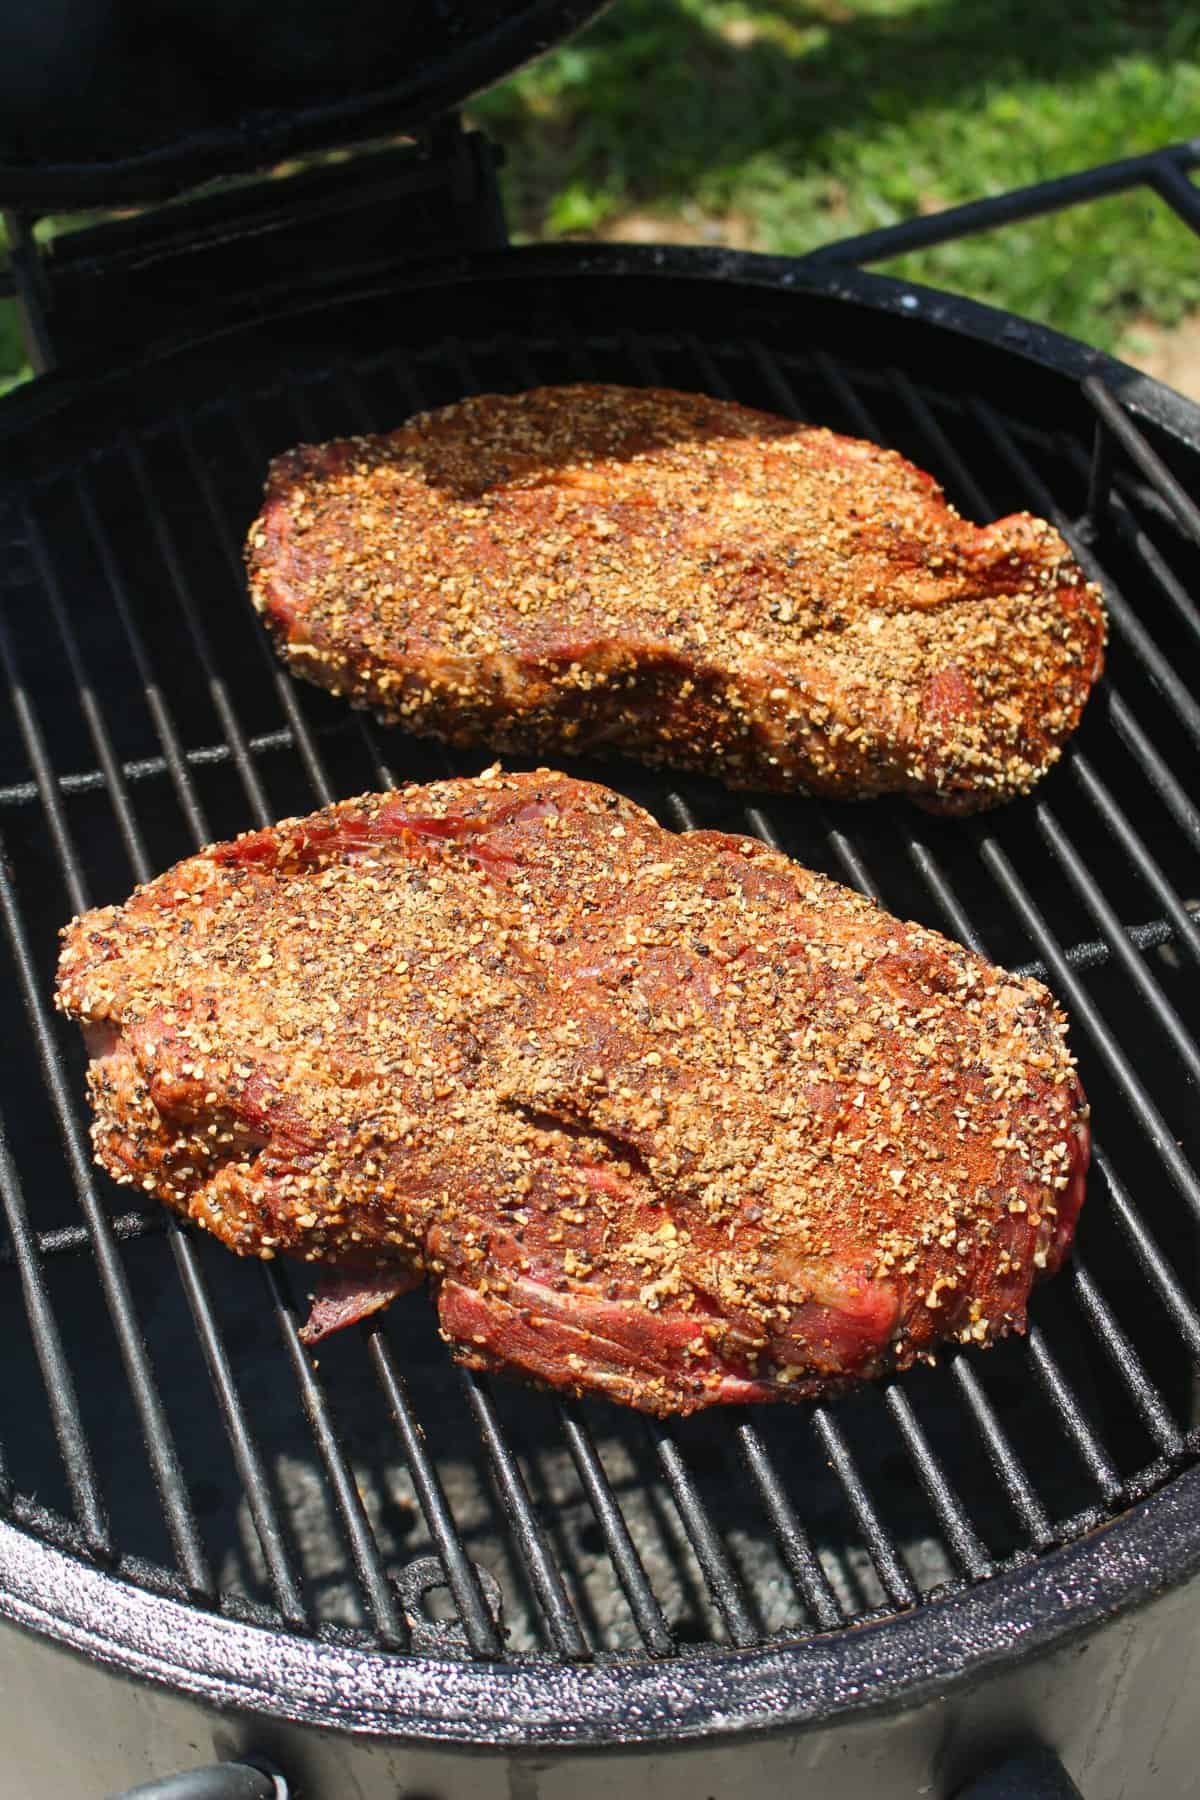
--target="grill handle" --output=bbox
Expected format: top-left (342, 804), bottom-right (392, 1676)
top-left (106, 1762), bottom-right (287, 1800)
top-left (955, 1747), bottom-right (1084, 1799)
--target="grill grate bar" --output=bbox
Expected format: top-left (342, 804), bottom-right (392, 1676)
top-left (0, 725), bottom-right (296, 808)
top-left (881, 1387), bottom-right (992, 1580)
top-left (1092, 1148), bottom-right (1200, 1361)
top-left (733, 1420), bottom-right (844, 1630)
top-left (821, 820), bottom-right (884, 904)
top-left (0, 614), bottom-right (89, 917)
top-left (124, 436), bottom-right (274, 824)
top-left (0, 1207), bottom-right (166, 1267)
top-left (1089, 571), bottom-right (1199, 747)
top-left (904, 835), bottom-right (986, 954)
top-left (1067, 1258), bottom-right (1183, 1457)
top-left (168, 1224), bottom-right (311, 1631)
top-left (0, 841), bottom-right (214, 1596)
top-left (23, 510), bottom-right (154, 886)
top-left (1065, 752), bottom-right (1200, 968)
top-left (811, 1407), bottom-right (918, 1610)
top-left (0, 1105), bottom-right (113, 1557)
top-left (274, 386), bottom-right (409, 799)
top-left (1034, 802), bottom-right (1200, 1083)
top-left (1083, 374), bottom-right (1200, 546)
top-left (75, 472), bottom-right (212, 844)
top-left (49, 476), bottom-right (415, 1647)
top-left (886, 370), bottom-right (992, 517)
top-left (185, 414), bottom-right (340, 810)
top-left (1105, 691), bottom-right (1200, 852)
top-left (811, 349), bottom-right (880, 439)
top-left (366, 1324), bottom-right (506, 1660)
top-left (1025, 1326), bottom-right (1123, 1505)
top-left (460, 1372), bottom-right (590, 1660)
top-left (979, 834), bottom-right (1200, 1220)
top-left (269, 1268), bottom-right (409, 1649)
top-left (211, 402), bottom-right (342, 808)
top-left (558, 1400), bottom-right (675, 1656)
top-left (948, 1358), bottom-right (1053, 1550)
top-left (1096, 479), bottom-right (1200, 652)
top-left (643, 1420), bottom-right (761, 1646)
top-left (1088, 418), bottom-right (1115, 531)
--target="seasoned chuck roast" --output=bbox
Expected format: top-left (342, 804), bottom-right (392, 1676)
top-left (247, 384), bottom-right (1105, 812)
top-left (57, 770), bottom-right (1090, 1414)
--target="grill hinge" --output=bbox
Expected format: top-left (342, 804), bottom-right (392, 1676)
top-left (3, 115), bottom-right (507, 375)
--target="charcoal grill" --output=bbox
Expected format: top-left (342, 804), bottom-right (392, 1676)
top-left (2, 9), bottom-right (1200, 1797)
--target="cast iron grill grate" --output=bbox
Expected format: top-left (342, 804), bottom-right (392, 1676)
top-left (1, 297), bottom-right (1199, 1664)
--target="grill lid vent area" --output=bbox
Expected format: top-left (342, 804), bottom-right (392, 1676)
top-left (0, 287), bottom-right (1198, 1680)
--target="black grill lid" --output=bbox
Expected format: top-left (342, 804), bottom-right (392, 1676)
top-left (0, 0), bottom-right (610, 208)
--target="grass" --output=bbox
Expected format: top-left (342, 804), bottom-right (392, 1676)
top-left (2, 1), bottom-right (1197, 384)
top-left (470, 0), bottom-right (1200, 355)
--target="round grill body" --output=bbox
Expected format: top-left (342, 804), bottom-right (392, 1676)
top-left (1, 247), bottom-right (1200, 1796)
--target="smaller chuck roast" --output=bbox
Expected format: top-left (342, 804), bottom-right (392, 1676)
top-left (247, 384), bottom-right (1106, 812)
top-left (56, 769), bottom-right (1090, 1415)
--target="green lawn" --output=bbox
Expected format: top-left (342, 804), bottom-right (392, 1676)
top-left (470, 0), bottom-right (1200, 355)
top-left (2, 0), bottom-right (1197, 384)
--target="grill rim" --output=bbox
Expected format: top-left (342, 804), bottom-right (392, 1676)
top-left (3, 242), bottom-right (1200, 1726)
top-left (2, 1466), bottom-right (1199, 1746)
top-left (3, 242), bottom-right (1200, 469)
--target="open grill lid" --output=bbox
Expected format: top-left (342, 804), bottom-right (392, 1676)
top-left (0, 0), bottom-right (610, 208)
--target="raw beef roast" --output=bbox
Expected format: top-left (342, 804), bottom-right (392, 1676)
top-left (247, 385), bottom-right (1105, 813)
top-left (56, 769), bottom-right (1090, 1414)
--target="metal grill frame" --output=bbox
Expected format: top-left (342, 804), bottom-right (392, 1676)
top-left (1, 237), bottom-right (1200, 1746)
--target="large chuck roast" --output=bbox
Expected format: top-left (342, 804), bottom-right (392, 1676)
top-left (247, 384), bottom-right (1106, 813)
top-left (56, 769), bottom-right (1090, 1415)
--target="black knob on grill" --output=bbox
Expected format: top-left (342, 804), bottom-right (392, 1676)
top-left (107, 1760), bottom-right (287, 1800)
